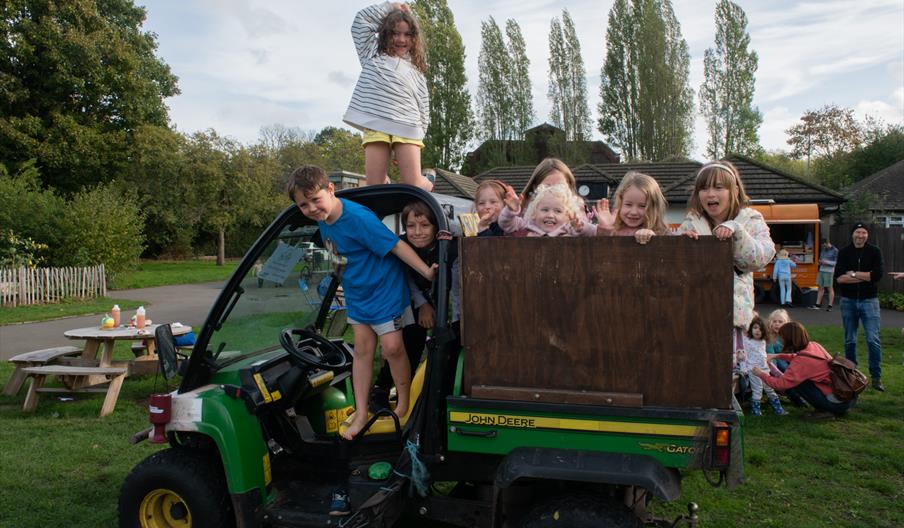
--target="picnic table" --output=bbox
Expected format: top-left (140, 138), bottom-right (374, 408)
top-left (61, 323), bottom-right (192, 383)
top-left (15, 323), bottom-right (190, 416)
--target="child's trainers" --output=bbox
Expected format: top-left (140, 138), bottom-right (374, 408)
top-left (329, 488), bottom-right (351, 516)
top-left (768, 397), bottom-right (786, 415)
top-left (749, 400), bottom-right (762, 416)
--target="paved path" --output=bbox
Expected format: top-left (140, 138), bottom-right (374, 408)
top-left (773, 302), bottom-right (904, 329)
top-left (0, 281), bottom-right (224, 361)
top-left (2, 282), bottom-right (902, 361)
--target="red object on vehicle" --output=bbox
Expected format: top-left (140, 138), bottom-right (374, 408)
top-left (149, 393), bottom-right (172, 443)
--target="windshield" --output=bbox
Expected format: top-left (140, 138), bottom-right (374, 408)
top-left (207, 222), bottom-right (340, 366)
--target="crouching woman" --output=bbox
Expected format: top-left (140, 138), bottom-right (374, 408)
top-left (752, 322), bottom-right (855, 420)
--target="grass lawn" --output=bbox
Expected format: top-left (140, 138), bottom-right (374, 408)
top-left (0, 327), bottom-right (901, 527)
top-left (109, 259), bottom-right (239, 290)
top-left (0, 297), bottom-right (144, 325)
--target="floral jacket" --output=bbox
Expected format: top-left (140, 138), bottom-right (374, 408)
top-left (676, 207), bottom-right (775, 328)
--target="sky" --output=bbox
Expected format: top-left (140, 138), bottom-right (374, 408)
top-left (140, 0), bottom-right (904, 165)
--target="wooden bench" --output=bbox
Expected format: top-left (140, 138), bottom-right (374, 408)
top-left (21, 365), bottom-right (128, 417)
top-left (4, 346), bottom-right (83, 396)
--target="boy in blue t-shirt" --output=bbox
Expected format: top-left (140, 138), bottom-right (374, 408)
top-left (286, 165), bottom-right (435, 440)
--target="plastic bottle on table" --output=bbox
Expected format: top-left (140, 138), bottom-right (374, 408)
top-left (136, 306), bottom-right (146, 329)
top-left (112, 304), bottom-right (121, 327)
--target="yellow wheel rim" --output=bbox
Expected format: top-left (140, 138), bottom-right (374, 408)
top-left (139, 488), bottom-right (192, 528)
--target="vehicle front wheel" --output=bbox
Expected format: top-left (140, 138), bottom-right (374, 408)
top-left (521, 494), bottom-right (642, 528)
top-left (118, 447), bottom-right (234, 528)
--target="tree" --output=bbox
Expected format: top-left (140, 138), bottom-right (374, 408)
top-left (412, 0), bottom-right (474, 170)
top-left (0, 0), bottom-right (179, 193)
top-left (548, 10), bottom-right (591, 141)
top-left (699, 0), bottom-right (762, 159)
top-left (786, 104), bottom-right (864, 160)
top-left (598, 0), bottom-right (694, 161)
top-left (186, 131), bottom-right (277, 266)
top-left (313, 126), bottom-right (365, 174)
top-left (476, 17), bottom-right (512, 141)
top-left (505, 19), bottom-right (533, 139)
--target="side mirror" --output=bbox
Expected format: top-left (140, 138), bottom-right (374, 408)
top-left (155, 324), bottom-right (179, 381)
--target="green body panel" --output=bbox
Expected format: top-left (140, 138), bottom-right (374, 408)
top-left (195, 389), bottom-right (271, 497)
top-left (447, 405), bottom-right (708, 469)
top-left (297, 386), bottom-right (351, 435)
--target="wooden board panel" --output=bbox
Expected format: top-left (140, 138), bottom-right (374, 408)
top-left (460, 236), bottom-right (734, 409)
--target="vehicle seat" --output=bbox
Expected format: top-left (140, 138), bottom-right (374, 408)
top-left (338, 353), bottom-right (427, 437)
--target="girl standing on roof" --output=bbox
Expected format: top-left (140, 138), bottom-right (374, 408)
top-left (343, 2), bottom-right (433, 191)
top-left (676, 161), bottom-right (776, 389)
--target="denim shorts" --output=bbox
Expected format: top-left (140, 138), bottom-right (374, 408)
top-left (348, 305), bottom-right (414, 336)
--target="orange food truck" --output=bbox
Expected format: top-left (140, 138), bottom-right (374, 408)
top-left (750, 202), bottom-right (821, 305)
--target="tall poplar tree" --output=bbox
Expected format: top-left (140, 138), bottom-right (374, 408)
top-left (412, 0), bottom-right (473, 170)
top-left (598, 0), bottom-right (694, 160)
top-left (548, 10), bottom-right (592, 141)
top-left (506, 19), bottom-right (533, 139)
top-left (699, 0), bottom-right (762, 159)
top-left (476, 17), bottom-right (513, 140)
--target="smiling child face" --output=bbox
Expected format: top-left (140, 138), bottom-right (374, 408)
top-left (532, 194), bottom-right (569, 233)
top-left (405, 212), bottom-right (436, 249)
top-left (390, 20), bottom-right (413, 57)
top-left (619, 186), bottom-right (649, 228)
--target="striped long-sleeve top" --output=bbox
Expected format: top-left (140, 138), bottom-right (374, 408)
top-left (342, 2), bottom-right (429, 141)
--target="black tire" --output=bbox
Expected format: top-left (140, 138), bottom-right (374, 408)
top-left (521, 494), bottom-right (642, 528)
top-left (118, 447), bottom-right (234, 528)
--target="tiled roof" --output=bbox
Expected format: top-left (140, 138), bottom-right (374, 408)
top-left (474, 156), bottom-right (846, 208)
top-left (847, 159), bottom-right (904, 210)
top-left (434, 168), bottom-right (479, 199)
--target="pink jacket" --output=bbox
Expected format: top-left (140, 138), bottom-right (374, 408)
top-left (755, 342), bottom-right (834, 395)
top-left (498, 206), bottom-right (597, 237)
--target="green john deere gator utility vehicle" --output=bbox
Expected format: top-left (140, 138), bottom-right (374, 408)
top-left (118, 185), bottom-right (744, 528)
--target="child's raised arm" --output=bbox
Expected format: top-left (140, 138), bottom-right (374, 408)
top-left (351, 3), bottom-right (391, 64)
top-left (391, 240), bottom-right (437, 281)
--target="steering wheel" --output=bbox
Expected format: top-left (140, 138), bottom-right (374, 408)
top-left (279, 328), bottom-right (351, 371)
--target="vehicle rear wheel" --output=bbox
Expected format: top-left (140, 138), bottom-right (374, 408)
top-left (521, 494), bottom-right (642, 528)
top-left (119, 447), bottom-right (234, 528)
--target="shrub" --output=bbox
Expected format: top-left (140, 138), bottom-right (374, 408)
top-left (0, 161), bottom-right (64, 262)
top-left (0, 230), bottom-right (48, 268)
top-left (879, 292), bottom-right (904, 312)
top-left (53, 183), bottom-right (146, 276)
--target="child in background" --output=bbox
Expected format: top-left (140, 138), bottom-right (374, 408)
top-left (474, 180), bottom-right (506, 237)
top-left (676, 161), bottom-right (775, 367)
top-left (343, 2), bottom-right (432, 191)
top-left (766, 309), bottom-right (792, 372)
top-left (739, 317), bottom-right (786, 416)
top-left (772, 249), bottom-right (797, 306)
top-left (518, 158), bottom-right (579, 212)
top-left (286, 166), bottom-right (435, 441)
top-left (499, 183), bottom-right (596, 237)
top-left (371, 200), bottom-right (460, 410)
top-left (594, 171), bottom-right (670, 244)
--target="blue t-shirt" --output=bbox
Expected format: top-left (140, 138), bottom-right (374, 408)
top-left (318, 199), bottom-right (409, 324)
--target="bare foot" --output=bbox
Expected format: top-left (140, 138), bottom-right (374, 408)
top-left (341, 415), bottom-right (368, 440)
top-left (392, 402), bottom-right (408, 418)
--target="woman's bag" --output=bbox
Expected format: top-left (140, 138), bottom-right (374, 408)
top-left (827, 356), bottom-right (868, 401)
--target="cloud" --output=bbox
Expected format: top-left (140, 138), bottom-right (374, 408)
top-left (758, 107), bottom-right (799, 153)
top-left (327, 71), bottom-right (356, 88)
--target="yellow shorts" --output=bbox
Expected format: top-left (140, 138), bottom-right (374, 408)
top-left (362, 129), bottom-right (424, 148)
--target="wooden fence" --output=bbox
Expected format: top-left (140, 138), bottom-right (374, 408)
top-left (829, 224), bottom-right (903, 294)
top-left (0, 264), bottom-right (107, 307)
